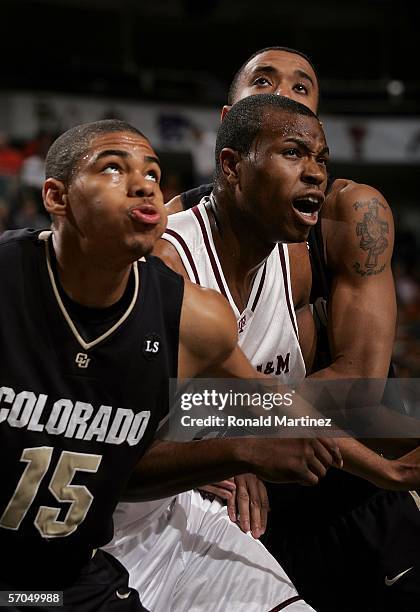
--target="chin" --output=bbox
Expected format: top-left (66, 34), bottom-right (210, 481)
top-left (126, 236), bottom-right (155, 260)
top-left (276, 228), bottom-right (310, 244)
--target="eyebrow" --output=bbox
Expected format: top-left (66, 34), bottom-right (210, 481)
top-left (249, 64), bottom-right (277, 78)
top-left (249, 65), bottom-right (315, 88)
top-left (284, 137), bottom-right (329, 156)
top-left (93, 150), bottom-right (161, 168)
top-left (295, 70), bottom-right (315, 87)
top-left (145, 155), bottom-right (161, 167)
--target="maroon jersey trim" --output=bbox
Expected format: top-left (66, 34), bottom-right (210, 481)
top-left (278, 244), bottom-right (298, 339)
top-left (164, 229), bottom-right (201, 285)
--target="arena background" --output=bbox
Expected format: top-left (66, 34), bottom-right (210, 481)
top-left (1, 0), bottom-right (419, 375)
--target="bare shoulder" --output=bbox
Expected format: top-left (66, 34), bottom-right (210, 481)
top-left (165, 194), bottom-right (184, 215)
top-left (181, 281), bottom-right (238, 353)
top-left (322, 178), bottom-right (394, 277)
top-left (325, 178), bottom-right (394, 222)
top-left (179, 280), bottom-right (238, 370)
top-left (152, 238), bottom-right (188, 277)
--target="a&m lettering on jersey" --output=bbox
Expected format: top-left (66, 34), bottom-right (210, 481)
top-left (256, 353), bottom-right (291, 375)
top-left (238, 314), bottom-right (247, 334)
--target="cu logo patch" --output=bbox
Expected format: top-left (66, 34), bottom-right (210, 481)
top-left (142, 333), bottom-right (161, 360)
top-left (75, 353), bottom-right (91, 368)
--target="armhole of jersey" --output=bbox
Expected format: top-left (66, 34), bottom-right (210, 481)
top-left (162, 229), bottom-right (201, 285)
top-left (278, 244), bottom-right (299, 340)
top-left (309, 221), bottom-right (331, 302)
top-left (151, 258), bottom-right (184, 383)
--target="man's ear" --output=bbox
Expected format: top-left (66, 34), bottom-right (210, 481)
top-left (220, 105), bottom-right (231, 122)
top-left (43, 178), bottom-right (67, 218)
top-left (219, 148), bottom-right (241, 186)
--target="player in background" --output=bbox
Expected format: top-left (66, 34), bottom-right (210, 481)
top-left (164, 48), bottom-right (419, 612)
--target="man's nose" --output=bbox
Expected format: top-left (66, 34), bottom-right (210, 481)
top-left (302, 157), bottom-right (326, 185)
top-left (128, 175), bottom-right (156, 197)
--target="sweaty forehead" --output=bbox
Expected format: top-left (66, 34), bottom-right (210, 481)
top-left (88, 131), bottom-right (154, 155)
top-left (260, 111), bottom-right (325, 143)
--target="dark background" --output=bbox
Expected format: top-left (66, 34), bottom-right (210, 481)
top-left (1, 0), bottom-right (420, 114)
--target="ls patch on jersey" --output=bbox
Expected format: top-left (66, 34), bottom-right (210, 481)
top-left (142, 333), bottom-right (161, 359)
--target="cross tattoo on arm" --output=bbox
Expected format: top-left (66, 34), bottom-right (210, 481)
top-left (353, 198), bottom-right (389, 276)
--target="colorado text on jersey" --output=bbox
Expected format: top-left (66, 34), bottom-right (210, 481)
top-left (0, 386), bottom-right (150, 446)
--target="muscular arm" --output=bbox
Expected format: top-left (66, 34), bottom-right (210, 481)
top-left (307, 181), bottom-right (420, 462)
top-left (277, 230), bottom-right (418, 485)
top-left (312, 180), bottom-right (396, 380)
top-left (123, 436), bottom-right (343, 501)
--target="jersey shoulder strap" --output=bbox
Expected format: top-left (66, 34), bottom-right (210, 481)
top-left (308, 222), bottom-right (331, 303)
top-left (180, 183), bottom-right (213, 210)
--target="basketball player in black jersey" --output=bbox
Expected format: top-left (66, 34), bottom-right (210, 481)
top-left (164, 49), bottom-right (420, 612)
top-left (0, 119), bottom-right (348, 610)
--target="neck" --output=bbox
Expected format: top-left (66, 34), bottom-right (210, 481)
top-left (51, 231), bottom-right (133, 308)
top-left (208, 192), bottom-right (273, 312)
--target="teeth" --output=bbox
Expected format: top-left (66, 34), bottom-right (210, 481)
top-left (295, 196), bottom-right (319, 204)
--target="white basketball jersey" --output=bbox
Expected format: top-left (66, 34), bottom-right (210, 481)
top-left (163, 198), bottom-right (306, 386)
top-left (108, 201), bottom-right (312, 612)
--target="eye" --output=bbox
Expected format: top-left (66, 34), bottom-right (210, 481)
top-left (293, 83), bottom-right (309, 95)
top-left (252, 76), bottom-right (272, 87)
top-left (283, 148), bottom-right (300, 158)
top-left (145, 170), bottom-right (160, 183)
top-left (102, 163), bottom-right (121, 174)
top-left (317, 156), bottom-right (329, 166)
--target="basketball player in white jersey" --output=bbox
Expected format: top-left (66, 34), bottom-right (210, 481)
top-left (106, 94), bottom-right (326, 612)
top-left (106, 95), bottom-right (419, 612)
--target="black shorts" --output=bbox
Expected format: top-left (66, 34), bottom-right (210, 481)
top-left (264, 483), bottom-right (420, 612)
top-left (0, 549), bottom-right (148, 612)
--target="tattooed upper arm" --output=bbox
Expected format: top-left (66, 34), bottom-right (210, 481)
top-left (315, 182), bottom-right (396, 378)
top-left (322, 184), bottom-right (395, 279)
top-left (353, 197), bottom-right (389, 277)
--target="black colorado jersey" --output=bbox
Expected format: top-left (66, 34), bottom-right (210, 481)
top-left (0, 229), bottom-right (183, 587)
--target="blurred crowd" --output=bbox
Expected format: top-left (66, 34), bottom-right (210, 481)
top-left (393, 227), bottom-right (420, 377)
top-left (1, 128), bottom-right (419, 377)
top-left (0, 130), bottom-right (54, 233)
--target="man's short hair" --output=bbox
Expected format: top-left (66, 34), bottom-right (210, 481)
top-left (214, 93), bottom-right (319, 181)
top-left (45, 119), bottom-right (147, 185)
top-left (227, 46), bottom-right (319, 105)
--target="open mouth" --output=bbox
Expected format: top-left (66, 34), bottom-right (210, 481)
top-left (293, 196), bottom-right (322, 214)
top-left (292, 195), bottom-right (323, 225)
